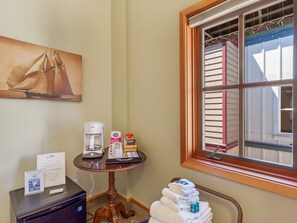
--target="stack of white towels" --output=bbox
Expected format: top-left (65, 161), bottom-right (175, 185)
top-left (149, 179), bottom-right (213, 223)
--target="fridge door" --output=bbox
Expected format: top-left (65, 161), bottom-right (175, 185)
top-left (19, 196), bottom-right (86, 223)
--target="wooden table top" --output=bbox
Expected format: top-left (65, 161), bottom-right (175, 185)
top-left (73, 150), bottom-right (146, 173)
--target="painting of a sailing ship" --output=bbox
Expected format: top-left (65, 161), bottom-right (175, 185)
top-left (0, 36), bottom-right (82, 101)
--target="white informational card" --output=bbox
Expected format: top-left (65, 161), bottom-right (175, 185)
top-left (37, 152), bottom-right (65, 188)
top-left (24, 170), bottom-right (44, 196)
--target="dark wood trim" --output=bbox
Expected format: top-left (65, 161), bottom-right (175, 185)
top-left (193, 27), bottom-right (201, 157)
top-left (87, 192), bottom-right (150, 212)
top-left (118, 193), bottom-right (150, 212)
top-left (86, 191), bottom-right (107, 202)
top-left (293, 0), bottom-right (297, 170)
top-left (130, 198), bottom-right (150, 212)
top-left (181, 159), bottom-right (297, 199)
top-left (180, 0), bottom-right (226, 18)
top-left (179, 10), bottom-right (189, 163)
top-left (180, 0), bottom-right (297, 199)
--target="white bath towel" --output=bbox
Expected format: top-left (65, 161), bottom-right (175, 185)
top-left (179, 206), bottom-right (212, 222)
top-left (189, 213), bottom-right (213, 223)
top-left (168, 179), bottom-right (195, 191)
top-left (170, 187), bottom-right (199, 197)
top-left (150, 201), bottom-right (212, 223)
top-left (160, 196), bottom-right (210, 218)
top-left (150, 201), bottom-right (182, 223)
top-left (162, 188), bottom-right (199, 205)
top-left (160, 196), bottom-right (190, 212)
top-left (149, 217), bottom-right (161, 223)
top-left (200, 212), bottom-right (213, 223)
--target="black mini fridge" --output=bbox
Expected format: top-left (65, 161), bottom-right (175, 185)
top-left (10, 177), bottom-right (86, 223)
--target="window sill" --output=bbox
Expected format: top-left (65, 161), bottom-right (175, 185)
top-left (181, 158), bottom-right (297, 199)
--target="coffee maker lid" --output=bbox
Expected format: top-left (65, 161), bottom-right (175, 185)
top-left (84, 122), bottom-right (104, 133)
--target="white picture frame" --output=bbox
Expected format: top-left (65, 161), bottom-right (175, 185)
top-left (24, 170), bottom-right (44, 196)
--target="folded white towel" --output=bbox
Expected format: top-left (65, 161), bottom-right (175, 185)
top-left (150, 201), bottom-right (183, 223)
top-left (179, 206), bottom-right (211, 222)
top-left (149, 217), bottom-right (161, 223)
top-left (162, 188), bottom-right (199, 205)
top-left (168, 179), bottom-right (195, 191)
top-left (201, 212), bottom-right (213, 223)
top-left (170, 187), bottom-right (199, 197)
top-left (184, 213), bottom-right (213, 223)
top-left (150, 200), bottom-right (212, 223)
top-left (160, 196), bottom-right (190, 212)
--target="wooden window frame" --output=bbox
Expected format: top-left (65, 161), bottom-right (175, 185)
top-left (180, 0), bottom-right (297, 199)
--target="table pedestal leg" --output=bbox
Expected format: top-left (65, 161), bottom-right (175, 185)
top-left (93, 172), bottom-right (135, 223)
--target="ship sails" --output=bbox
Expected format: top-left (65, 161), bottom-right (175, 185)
top-left (7, 49), bottom-right (73, 98)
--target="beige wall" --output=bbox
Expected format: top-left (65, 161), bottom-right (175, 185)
top-left (0, 0), bottom-right (112, 222)
top-left (111, 0), bottom-right (130, 196)
top-left (116, 0), bottom-right (297, 222)
top-left (2, 0), bottom-right (297, 222)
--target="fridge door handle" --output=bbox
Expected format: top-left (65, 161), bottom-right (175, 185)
top-left (51, 205), bottom-right (62, 211)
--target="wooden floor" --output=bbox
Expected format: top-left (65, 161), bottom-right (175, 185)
top-left (87, 195), bottom-right (150, 223)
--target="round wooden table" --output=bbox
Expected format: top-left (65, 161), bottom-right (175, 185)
top-left (73, 151), bottom-right (146, 223)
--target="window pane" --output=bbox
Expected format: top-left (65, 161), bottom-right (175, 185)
top-left (203, 89), bottom-right (239, 156)
top-left (281, 86), bottom-right (293, 133)
top-left (203, 18), bottom-right (239, 88)
top-left (244, 0), bottom-right (294, 83)
top-left (244, 86), bottom-right (293, 166)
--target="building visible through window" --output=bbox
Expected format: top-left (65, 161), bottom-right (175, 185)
top-left (202, 0), bottom-right (293, 166)
top-left (281, 86), bottom-right (292, 133)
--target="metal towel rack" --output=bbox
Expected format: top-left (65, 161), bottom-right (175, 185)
top-left (171, 177), bottom-right (243, 223)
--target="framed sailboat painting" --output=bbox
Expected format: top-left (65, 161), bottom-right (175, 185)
top-left (0, 36), bottom-right (82, 102)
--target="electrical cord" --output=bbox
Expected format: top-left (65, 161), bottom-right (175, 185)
top-left (87, 174), bottom-right (95, 222)
top-left (89, 173), bottom-right (94, 197)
